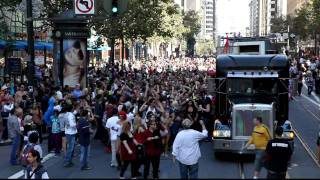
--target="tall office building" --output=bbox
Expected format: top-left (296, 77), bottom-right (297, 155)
top-left (249, 0), bottom-right (259, 36)
top-left (250, 0), bottom-right (287, 36)
top-left (202, 0), bottom-right (216, 39)
top-left (174, 0), bottom-right (216, 40)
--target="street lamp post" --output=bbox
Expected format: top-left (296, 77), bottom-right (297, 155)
top-left (26, 0), bottom-right (35, 86)
top-left (26, 0), bottom-right (36, 86)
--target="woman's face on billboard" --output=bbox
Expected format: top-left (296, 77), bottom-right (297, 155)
top-left (65, 45), bottom-right (82, 66)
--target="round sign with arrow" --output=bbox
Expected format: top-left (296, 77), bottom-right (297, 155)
top-left (75, 0), bottom-right (94, 15)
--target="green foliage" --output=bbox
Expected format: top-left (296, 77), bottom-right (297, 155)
top-left (182, 10), bottom-right (201, 39)
top-left (40, 0), bottom-right (73, 18)
top-left (196, 39), bottom-right (215, 56)
top-left (270, 16), bottom-right (289, 33)
top-left (182, 10), bottom-right (201, 57)
top-left (0, 0), bottom-right (22, 39)
top-left (291, 0), bottom-right (320, 40)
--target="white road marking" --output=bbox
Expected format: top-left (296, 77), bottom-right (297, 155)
top-left (292, 128), bottom-right (320, 168)
top-left (301, 94), bottom-right (320, 108)
top-left (302, 82), bottom-right (320, 103)
top-left (8, 153), bottom-right (55, 179)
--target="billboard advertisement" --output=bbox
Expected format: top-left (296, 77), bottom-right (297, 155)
top-left (63, 39), bottom-right (86, 87)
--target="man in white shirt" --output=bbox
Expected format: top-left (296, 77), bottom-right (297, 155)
top-left (172, 119), bottom-right (208, 179)
top-left (105, 108), bottom-right (120, 167)
top-left (64, 106), bottom-right (77, 167)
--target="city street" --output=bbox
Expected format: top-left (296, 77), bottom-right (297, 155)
top-left (0, 87), bottom-right (319, 179)
top-left (1, 0), bottom-right (320, 179)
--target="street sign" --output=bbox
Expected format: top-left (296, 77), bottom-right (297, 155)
top-left (282, 33), bottom-right (289, 39)
top-left (75, 0), bottom-right (95, 15)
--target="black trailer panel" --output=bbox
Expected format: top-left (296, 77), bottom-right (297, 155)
top-left (216, 55), bottom-right (289, 78)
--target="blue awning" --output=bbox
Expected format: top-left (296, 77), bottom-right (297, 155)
top-left (87, 46), bottom-right (111, 51)
top-left (34, 42), bottom-right (53, 51)
top-left (9, 41), bottom-right (28, 50)
top-left (0, 40), bottom-right (6, 49)
top-left (0, 40), bottom-right (53, 51)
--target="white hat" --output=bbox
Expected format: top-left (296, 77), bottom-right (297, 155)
top-left (54, 105), bottom-right (62, 112)
top-left (1, 85), bottom-right (7, 90)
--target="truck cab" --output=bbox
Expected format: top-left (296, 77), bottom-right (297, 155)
top-left (212, 54), bottom-right (294, 156)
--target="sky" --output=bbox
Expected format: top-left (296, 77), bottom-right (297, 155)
top-left (216, 0), bottom-right (250, 37)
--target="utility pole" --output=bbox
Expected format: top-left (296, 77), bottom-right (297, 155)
top-left (26, 0), bottom-right (35, 86)
top-left (121, 37), bottom-right (124, 69)
top-left (110, 38), bottom-right (115, 65)
top-left (287, 25), bottom-right (290, 51)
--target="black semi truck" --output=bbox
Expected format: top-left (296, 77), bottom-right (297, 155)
top-left (212, 55), bottom-right (294, 156)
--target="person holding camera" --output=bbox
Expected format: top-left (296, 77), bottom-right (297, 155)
top-left (143, 120), bottom-right (163, 179)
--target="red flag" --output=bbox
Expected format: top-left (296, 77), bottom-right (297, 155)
top-left (224, 33), bottom-right (229, 54)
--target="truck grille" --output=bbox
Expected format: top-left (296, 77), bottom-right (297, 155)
top-left (234, 110), bottom-right (271, 137)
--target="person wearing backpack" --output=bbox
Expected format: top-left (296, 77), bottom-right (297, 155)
top-left (21, 132), bottom-right (43, 169)
top-left (25, 149), bottom-right (49, 179)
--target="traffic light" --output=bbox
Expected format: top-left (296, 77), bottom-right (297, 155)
top-left (112, 0), bottom-right (118, 15)
top-left (103, 0), bottom-right (128, 16)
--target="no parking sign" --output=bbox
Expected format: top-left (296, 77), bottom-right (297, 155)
top-left (75, 0), bottom-right (95, 15)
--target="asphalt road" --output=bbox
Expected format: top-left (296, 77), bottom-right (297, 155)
top-left (0, 91), bottom-right (320, 178)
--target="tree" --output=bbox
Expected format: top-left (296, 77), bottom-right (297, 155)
top-left (0, 0), bottom-right (22, 19)
top-left (270, 16), bottom-right (289, 33)
top-left (182, 10), bottom-right (201, 57)
top-left (196, 39), bottom-right (215, 56)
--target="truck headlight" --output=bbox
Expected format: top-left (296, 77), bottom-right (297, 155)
top-left (213, 130), bottom-right (231, 138)
top-left (282, 131), bottom-right (294, 139)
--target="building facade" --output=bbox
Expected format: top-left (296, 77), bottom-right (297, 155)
top-left (174, 0), bottom-right (216, 40)
top-left (202, 0), bottom-right (216, 39)
top-left (249, 0), bottom-right (287, 37)
top-left (249, 0), bottom-right (259, 36)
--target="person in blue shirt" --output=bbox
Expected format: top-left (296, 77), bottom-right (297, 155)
top-left (44, 90), bottom-right (56, 152)
top-left (50, 109), bottom-right (62, 155)
top-left (72, 84), bottom-right (83, 100)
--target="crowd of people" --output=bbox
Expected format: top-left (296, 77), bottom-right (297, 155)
top-left (0, 57), bottom-right (216, 179)
top-left (289, 54), bottom-right (320, 97)
top-left (0, 53), bottom-right (318, 179)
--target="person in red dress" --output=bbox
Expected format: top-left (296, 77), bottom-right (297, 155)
top-left (119, 122), bottom-right (139, 179)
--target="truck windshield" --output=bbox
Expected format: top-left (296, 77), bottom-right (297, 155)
top-left (234, 109), bottom-right (271, 137)
top-left (227, 78), bottom-right (277, 96)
